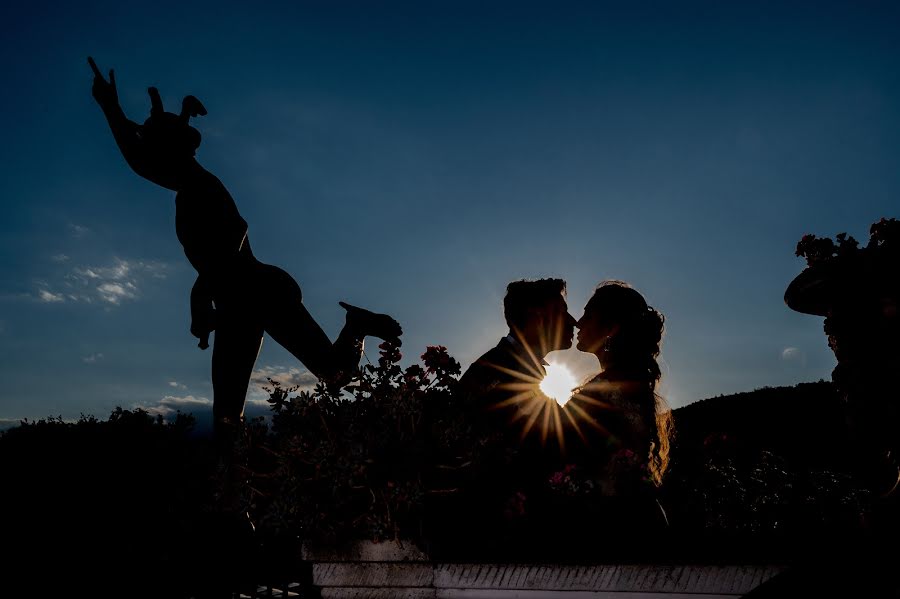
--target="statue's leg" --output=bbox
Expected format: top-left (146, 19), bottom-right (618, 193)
top-left (209, 313), bottom-right (264, 526)
top-left (204, 313), bottom-right (263, 588)
top-left (211, 315), bottom-right (264, 440)
top-left (259, 264), bottom-right (364, 389)
top-left (339, 300), bottom-right (402, 344)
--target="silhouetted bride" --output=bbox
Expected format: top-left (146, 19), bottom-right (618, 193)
top-left (88, 58), bottom-right (401, 449)
top-left (565, 281), bottom-right (673, 530)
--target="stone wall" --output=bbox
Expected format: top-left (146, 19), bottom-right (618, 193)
top-left (303, 542), bottom-right (784, 599)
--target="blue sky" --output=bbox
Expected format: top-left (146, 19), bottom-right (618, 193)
top-left (2, 1), bottom-right (899, 426)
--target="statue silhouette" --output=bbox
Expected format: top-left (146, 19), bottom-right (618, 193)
top-left (87, 58), bottom-right (402, 446)
top-left (745, 219), bottom-right (900, 598)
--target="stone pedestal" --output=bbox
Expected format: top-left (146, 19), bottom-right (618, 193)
top-left (303, 541), bottom-right (783, 599)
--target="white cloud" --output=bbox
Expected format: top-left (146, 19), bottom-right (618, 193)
top-left (781, 347), bottom-right (806, 366)
top-left (51, 254), bottom-right (70, 263)
top-left (781, 347), bottom-right (800, 359)
top-left (71, 258), bottom-right (168, 285)
top-left (96, 281), bottom-right (137, 304)
top-left (161, 395), bottom-right (212, 407)
top-left (36, 257), bottom-right (168, 306)
top-left (245, 365), bottom-right (318, 403)
top-left (38, 289), bottom-right (65, 303)
top-left (138, 394), bottom-right (212, 418)
top-left (168, 381), bottom-right (187, 389)
top-left (67, 223), bottom-right (90, 238)
top-left (82, 353), bottom-right (104, 364)
top-left (250, 365), bottom-right (318, 390)
top-left (135, 388), bottom-right (279, 429)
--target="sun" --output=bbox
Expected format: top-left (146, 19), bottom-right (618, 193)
top-left (540, 362), bottom-right (577, 406)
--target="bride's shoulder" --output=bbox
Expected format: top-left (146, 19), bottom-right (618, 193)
top-left (577, 375), bottom-right (646, 412)
top-left (578, 374), bottom-right (617, 396)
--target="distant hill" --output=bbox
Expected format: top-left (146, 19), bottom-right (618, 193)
top-left (657, 380), bottom-right (873, 544)
top-left (0, 418), bottom-right (20, 432)
top-left (671, 380), bottom-right (850, 470)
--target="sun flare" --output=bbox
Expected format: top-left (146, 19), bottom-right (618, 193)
top-left (540, 362), bottom-right (577, 406)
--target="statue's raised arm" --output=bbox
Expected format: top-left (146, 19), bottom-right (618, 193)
top-left (88, 56), bottom-right (249, 273)
top-left (88, 56), bottom-right (204, 192)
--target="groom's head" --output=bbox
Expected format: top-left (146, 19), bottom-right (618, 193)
top-left (504, 278), bottom-right (575, 354)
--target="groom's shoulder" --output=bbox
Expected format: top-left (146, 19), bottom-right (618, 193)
top-left (475, 340), bottom-right (512, 365)
top-left (465, 339), bottom-right (512, 373)
top-left (458, 340), bottom-right (517, 394)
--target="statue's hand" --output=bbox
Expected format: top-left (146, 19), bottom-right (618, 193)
top-left (191, 306), bottom-right (217, 350)
top-left (88, 56), bottom-right (118, 108)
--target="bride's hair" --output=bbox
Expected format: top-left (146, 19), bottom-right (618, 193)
top-left (585, 281), bottom-right (673, 486)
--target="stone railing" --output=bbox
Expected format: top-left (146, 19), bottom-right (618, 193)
top-left (302, 541), bottom-right (784, 598)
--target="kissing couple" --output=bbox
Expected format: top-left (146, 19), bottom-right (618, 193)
top-left (456, 278), bottom-right (673, 539)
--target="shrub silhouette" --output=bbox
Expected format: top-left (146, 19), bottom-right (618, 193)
top-left (0, 410), bottom-right (194, 595)
top-left (241, 347), bottom-right (871, 559)
top-left (247, 342), bottom-right (465, 545)
top-left (0, 369), bottom-right (875, 588)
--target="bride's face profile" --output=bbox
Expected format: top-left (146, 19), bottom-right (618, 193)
top-left (576, 307), bottom-right (612, 357)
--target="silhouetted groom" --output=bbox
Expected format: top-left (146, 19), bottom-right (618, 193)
top-left (441, 279), bottom-right (575, 555)
top-left (459, 278), bottom-right (576, 440)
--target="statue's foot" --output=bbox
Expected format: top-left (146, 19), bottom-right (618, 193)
top-left (340, 301), bottom-right (402, 344)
